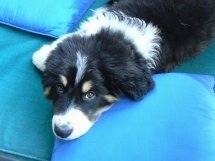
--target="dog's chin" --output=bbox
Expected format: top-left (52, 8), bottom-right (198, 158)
top-left (52, 108), bottom-right (96, 140)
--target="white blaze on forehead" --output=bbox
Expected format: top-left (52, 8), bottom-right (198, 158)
top-left (52, 108), bottom-right (94, 140)
top-left (75, 52), bottom-right (87, 83)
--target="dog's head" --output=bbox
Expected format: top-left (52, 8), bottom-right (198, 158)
top-left (32, 32), bottom-right (154, 140)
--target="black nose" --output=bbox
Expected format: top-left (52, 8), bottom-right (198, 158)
top-left (54, 124), bottom-right (73, 138)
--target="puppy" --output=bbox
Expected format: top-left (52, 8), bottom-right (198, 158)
top-left (32, 0), bottom-right (215, 140)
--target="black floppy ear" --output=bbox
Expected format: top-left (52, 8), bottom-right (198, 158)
top-left (115, 67), bottom-right (154, 100)
top-left (102, 61), bottom-right (155, 100)
top-left (99, 46), bottom-right (155, 100)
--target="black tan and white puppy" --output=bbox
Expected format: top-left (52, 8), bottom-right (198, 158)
top-left (32, 0), bottom-right (215, 140)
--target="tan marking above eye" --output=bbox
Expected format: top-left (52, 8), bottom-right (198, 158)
top-left (104, 95), bottom-right (118, 103)
top-left (60, 75), bottom-right (68, 87)
top-left (44, 87), bottom-right (51, 96)
top-left (82, 81), bottom-right (93, 93)
top-left (94, 106), bottom-right (112, 118)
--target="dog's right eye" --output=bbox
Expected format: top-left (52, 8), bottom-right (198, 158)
top-left (56, 84), bottom-right (64, 95)
top-left (82, 91), bottom-right (96, 101)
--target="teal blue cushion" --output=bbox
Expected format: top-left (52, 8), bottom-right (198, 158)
top-left (52, 73), bottom-right (215, 161)
top-left (0, 24), bottom-right (54, 161)
top-left (0, 1), bottom-right (110, 160)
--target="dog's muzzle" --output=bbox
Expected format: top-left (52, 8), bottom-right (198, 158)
top-left (52, 108), bottom-right (94, 140)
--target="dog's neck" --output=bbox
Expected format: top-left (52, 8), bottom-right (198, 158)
top-left (78, 8), bottom-right (161, 69)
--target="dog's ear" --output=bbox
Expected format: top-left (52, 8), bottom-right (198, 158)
top-left (103, 63), bottom-right (154, 100)
top-left (32, 45), bottom-right (53, 71)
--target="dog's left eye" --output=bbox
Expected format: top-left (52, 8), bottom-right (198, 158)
top-left (82, 91), bottom-right (96, 101)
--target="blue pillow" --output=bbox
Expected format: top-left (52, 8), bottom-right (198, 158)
top-left (51, 73), bottom-right (215, 161)
top-left (0, 0), bottom-right (95, 38)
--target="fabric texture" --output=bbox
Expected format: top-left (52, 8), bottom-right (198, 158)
top-left (51, 73), bottom-right (215, 161)
top-left (0, 24), bottom-right (54, 161)
top-left (0, 0), bottom-right (95, 38)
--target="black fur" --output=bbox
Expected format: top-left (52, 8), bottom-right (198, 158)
top-left (110, 0), bottom-right (215, 72)
top-left (38, 0), bottom-right (215, 139)
top-left (44, 0), bottom-right (215, 114)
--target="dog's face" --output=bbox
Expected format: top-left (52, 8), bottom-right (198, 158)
top-left (43, 66), bottom-right (117, 140)
top-left (33, 33), bottom-right (154, 140)
top-left (43, 53), bottom-right (118, 140)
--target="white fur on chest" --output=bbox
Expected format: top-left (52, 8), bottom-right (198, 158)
top-left (79, 8), bottom-right (161, 68)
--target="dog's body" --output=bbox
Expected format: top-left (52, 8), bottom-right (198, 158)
top-left (33, 0), bottom-right (215, 140)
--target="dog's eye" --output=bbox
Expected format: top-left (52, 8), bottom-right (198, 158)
top-left (82, 91), bottom-right (96, 101)
top-left (56, 84), bottom-right (64, 95)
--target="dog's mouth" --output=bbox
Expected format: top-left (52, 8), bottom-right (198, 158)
top-left (52, 108), bottom-right (95, 140)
